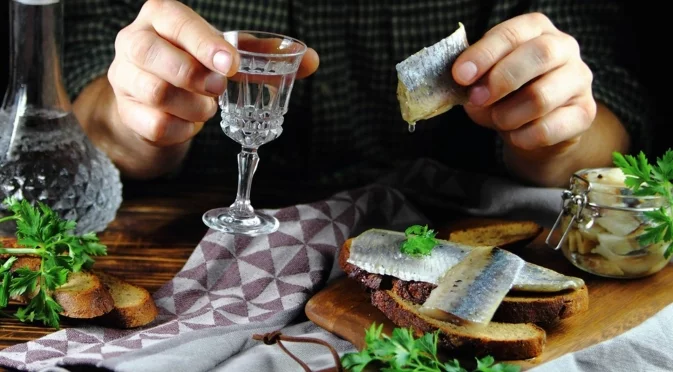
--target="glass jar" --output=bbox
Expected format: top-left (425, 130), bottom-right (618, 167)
top-left (547, 167), bottom-right (671, 278)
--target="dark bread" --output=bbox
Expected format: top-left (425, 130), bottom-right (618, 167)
top-left (340, 238), bottom-right (589, 325)
top-left (447, 221), bottom-right (543, 250)
top-left (371, 290), bottom-right (546, 360)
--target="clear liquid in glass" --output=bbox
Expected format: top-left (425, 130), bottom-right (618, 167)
top-left (219, 65), bottom-right (298, 148)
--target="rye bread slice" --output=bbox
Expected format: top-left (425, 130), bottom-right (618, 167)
top-left (391, 279), bottom-right (589, 325)
top-left (93, 270), bottom-right (158, 328)
top-left (339, 238), bottom-right (588, 325)
top-left (447, 220), bottom-right (543, 250)
top-left (371, 289), bottom-right (546, 360)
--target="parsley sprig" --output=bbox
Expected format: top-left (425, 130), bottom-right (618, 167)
top-left (341, 323), bottom-right (520, 372)
top-left (0, 197), bottom-right (107, 328)
top-left (400, 225), bottom-right (439, 256)
top-left (613, 149), bottom-right (673, 258)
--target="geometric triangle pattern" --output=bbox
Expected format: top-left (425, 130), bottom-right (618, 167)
top-left (0, 182), bottom-right (434, 371)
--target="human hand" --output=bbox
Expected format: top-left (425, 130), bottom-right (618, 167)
top-left (452, 12), bottom-right (596, 153)
top-left (107, 0), bottom-right (319, 147)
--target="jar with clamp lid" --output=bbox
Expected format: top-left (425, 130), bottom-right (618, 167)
top-left (546, 167), bottom-right (671, 278)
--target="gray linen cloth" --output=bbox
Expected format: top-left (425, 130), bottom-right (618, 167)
top-left (0, 158), bottom-right (670, 372)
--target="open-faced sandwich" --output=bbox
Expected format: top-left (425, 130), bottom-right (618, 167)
top-left (338, 225), bottom-right (589, 360)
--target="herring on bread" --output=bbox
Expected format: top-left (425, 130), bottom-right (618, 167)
top-left (339, 227), bottom-right (589, 359)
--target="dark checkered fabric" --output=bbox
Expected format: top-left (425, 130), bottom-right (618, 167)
top-left (63, 0), bottom-right (652, 188)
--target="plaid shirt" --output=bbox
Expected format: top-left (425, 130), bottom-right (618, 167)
top-left (63, 1), bottom-right (652, 188)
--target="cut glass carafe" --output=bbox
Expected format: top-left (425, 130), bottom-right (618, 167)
top-left (0, 0), bottom-right (122, 235)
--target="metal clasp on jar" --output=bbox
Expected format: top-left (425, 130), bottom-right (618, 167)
top-left (546, 174), bottom-right (594, 250)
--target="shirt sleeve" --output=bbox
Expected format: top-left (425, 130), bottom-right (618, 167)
top-left (63, 0), bottom-right (142, 100)
top-left (527, 1), bottom-right (654, 155)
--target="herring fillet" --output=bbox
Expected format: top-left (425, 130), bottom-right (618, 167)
top-left (395, 22), bottom-right (469, 124)
top-left (419, 246), bottom-right (525, 327)
top-left (346, 229), bottom-right (585, 292)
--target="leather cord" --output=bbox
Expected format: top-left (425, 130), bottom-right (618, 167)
top-left (252, 331), bottom-right (344, 372)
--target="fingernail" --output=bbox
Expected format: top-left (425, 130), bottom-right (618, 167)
top-left (469, 85), bottom-right (490, 106)
top-left (213, 50), bottom-right (232, 74)
top-left (456, 61), bottom-right (478, 82)
top-left (205, 72), bottom-right (227, 95)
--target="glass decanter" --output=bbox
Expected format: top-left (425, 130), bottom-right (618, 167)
top-left (0, 0), bottom-right (123, 235)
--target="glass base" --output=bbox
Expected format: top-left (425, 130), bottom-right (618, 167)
top-left (202, 208), bottom-right (279, 236)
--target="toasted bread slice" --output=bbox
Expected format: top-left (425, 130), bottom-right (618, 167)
top-left (53, 271), bottom-right (115, 318)
top-left (2, 253), bottom-right (156, 327)
top-left (93, 270), bottom-right (158, 328)
top-left (371, 290), bottom-right (546, 360)
top-left (339, 238), bottom-right (588, 325)
top-left (3, 255), bottom-right (115, 318)
top-left (448, 221), bottom-right (543, 249)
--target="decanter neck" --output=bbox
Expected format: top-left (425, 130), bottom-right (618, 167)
top-left (2, 0), bottom-right (71, 113)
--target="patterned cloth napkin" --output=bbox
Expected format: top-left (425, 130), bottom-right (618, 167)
top-left (4, 158), bottom-right (661, 372)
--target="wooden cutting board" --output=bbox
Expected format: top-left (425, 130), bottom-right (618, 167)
top-left (305, 219), bottom-right (673, 370)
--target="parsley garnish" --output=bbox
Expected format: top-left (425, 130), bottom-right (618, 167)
top-left (341, 323), bottom-right (521, 372)
top-left (613, 149), bottom-right (673, 258)
top-left (0, 197), bottom-right (107, 328)
top-left (400, 224), bottom-right (439, 256)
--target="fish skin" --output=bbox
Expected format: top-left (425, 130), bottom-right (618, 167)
top-left (419, 246), bottom-right (525, 327)
top-left (347, 229), bottom-right (585, 292)
top-left (395, 22), bottom-right (470, 124)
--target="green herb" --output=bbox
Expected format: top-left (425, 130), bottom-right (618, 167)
top-left (613, 149), bottom-right (673, 258)
top-left (0, 197), bottom-right (107, 328)
top-left (341, 323), bottom-right (520, 372)
top-left (400, 224), bottom-right (439, 256)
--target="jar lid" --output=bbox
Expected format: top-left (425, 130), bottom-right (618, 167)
top-left (14, 0), bottom-right (59, 5)
top-left (572, 167), bottom-right (666, 211)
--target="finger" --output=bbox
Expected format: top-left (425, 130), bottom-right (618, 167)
top-left (110, 61), bottom-right (217, 123)
top-left (471, 33), bottom-right (579, 106)
top-left (490, 61), bottom-right (591, 131)
top-left (453, 12), bottom-right (557, 86)
top-left (297, 48), bottom-right (320, 79)
top-left (116, 99), bottom-right (197, 146)
top-left (463, 103), bottom-right (496, 129)
top-left (507, 97), bottom-right (597, 150)
top-left (136, 0), bottom-right (239, 76)
top-left (118, 28), bottom-right (228, 96)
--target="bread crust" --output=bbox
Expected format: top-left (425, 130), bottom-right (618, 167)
top-left (371, 290), bottom-right (546, 360)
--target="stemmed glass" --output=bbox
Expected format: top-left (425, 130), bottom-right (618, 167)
top-left (202, 30), bottom-right (307, 236)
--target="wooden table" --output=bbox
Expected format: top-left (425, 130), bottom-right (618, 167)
top-left (0, 180), bottom-right (336, 352)
top-left (1, 182), bottom-right (672, 371)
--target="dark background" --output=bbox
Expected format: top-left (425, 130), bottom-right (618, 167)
top-left (0, 2), bottom-right (666, 158)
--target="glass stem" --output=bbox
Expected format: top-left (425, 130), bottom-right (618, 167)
top-left (229, 147), bottom-right (259, 219)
